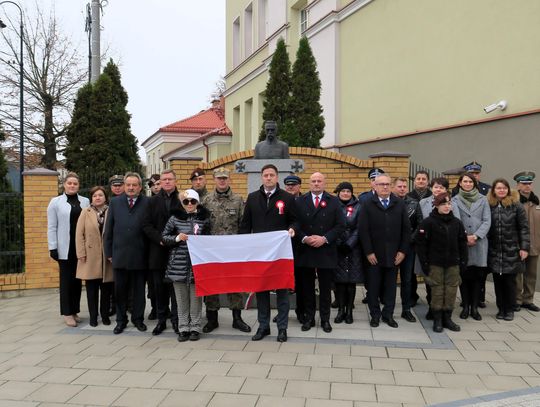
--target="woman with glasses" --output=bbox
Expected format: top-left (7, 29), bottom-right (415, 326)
top-left (451, 172), bottom-right (491, 321)
top-left (487, 179), bottom-right (530, 321)
top-left (162, 189), bottom-right (210, 341)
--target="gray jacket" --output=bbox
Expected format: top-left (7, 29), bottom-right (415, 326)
top-left (451, 195), bottom-right (491, 267)
top-left (47, 193), bottom-right (90, 260)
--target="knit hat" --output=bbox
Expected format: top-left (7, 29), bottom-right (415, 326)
top-left (334, 182), bottom-right (354, 194)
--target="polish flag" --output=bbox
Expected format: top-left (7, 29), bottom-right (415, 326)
top-left (187, 230), bottom-right (294, 296)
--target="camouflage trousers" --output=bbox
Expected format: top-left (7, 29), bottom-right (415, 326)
top-left (204, 293), bottom-right (245, 311)
top-left (425, 265), bottom-right (461, 311)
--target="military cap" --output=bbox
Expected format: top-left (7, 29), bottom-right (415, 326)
top-left (147, 174), bottom-right (160, 187)
top-left (463, 161), bottom-right (482, 172)
top-left (213, 167), bottom-right (230, 178)
top-left (514, 171), bottom-right (535, 184)
top-left (189, 167), bottom-right (205, 180)
top-left (284, 174), bottom-right (301, 185)
top-left (109, 174), bottom-right (124, 186)
top-left (368, 167), bottom-right (385, 179)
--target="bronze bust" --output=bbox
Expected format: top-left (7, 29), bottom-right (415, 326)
top-left (254, 120), bottom-right (290, 159)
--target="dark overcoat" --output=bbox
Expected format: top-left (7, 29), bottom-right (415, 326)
top-left (104, 193), bottom-right (149, 270)
top-left (142, 188), bottom-right (180, 270)
top-left (335, 196), bottom-right (363, 283)
top-left (293, 191), bottom-right (346, 269)
top-left (357, 193), bottom-right (411, 268)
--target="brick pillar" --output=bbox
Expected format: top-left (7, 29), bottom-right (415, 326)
top-left (369, 151), bottom-right (411, 180)
top-left (23, 168), bottom-right (60, 289)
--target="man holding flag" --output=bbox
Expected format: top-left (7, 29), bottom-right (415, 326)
top-left (239, 164), bottom-right (296, 342)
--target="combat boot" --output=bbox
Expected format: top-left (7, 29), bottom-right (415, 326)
top-left (442, 310), bottom-right (460, 332)
top-left (432, 310), bottom-right (443, 333)
top-left (202, 310), bottom-right (219, 333)
top-left (232, 309), bottom-right (251, 332)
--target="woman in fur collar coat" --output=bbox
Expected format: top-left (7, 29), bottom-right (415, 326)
top-left (162, 189), bottom-right (210, 342)
top-left (487, 179), bottom-right (530, 321)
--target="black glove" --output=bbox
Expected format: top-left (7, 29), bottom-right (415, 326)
top-left (49, 249), bottom-right (59, 261)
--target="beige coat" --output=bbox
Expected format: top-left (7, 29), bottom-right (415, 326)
top-left (523, 200), bottom-right (540, 256)
top-left (75, 207), bottom-right (113, 282)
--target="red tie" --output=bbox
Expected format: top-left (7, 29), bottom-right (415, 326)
top-left (314, 195), bottom-right (320, 208)
top-left (129, 198), bottom-right (134, 209)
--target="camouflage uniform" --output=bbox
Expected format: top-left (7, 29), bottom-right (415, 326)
top-left (202, 187), bottom-right (245, 310)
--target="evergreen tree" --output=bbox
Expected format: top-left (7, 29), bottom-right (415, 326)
top-left (0, 129), bottom-right (10, 192)
top-left (65, 60), bottom-right (141, 189)
top-left (259, 38), bottom-right (293, 141)
top-left (289, 36), bottom-right (325, 148)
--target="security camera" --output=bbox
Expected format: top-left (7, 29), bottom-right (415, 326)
top-left (483, 100), bottom-right (507, 114)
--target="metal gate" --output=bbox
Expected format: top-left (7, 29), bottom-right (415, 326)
top-left (408, 161), bottom-right (443, 190)
top-left (0, 192), bottom-right (24, 274)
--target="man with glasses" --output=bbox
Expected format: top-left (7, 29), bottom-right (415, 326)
top-left (358, 174), bottom-right (411, 328)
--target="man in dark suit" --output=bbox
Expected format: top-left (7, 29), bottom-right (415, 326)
top-left (358, 174), bottom-right (411, 328)
top-left (240, 164), bottom-right (296, 342)
top-left (142, 169), bottom-right (180, 335)
top-left (293, 172), bottom-right (346, 333)
top-left (105, 172), bottom-right (149, 334)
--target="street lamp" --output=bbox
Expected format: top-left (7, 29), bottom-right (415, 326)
top-left (0, 1), bottom-right (24, 192)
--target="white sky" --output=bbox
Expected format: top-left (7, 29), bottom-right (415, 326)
top-left (18, 0), bottom-right (226, 162)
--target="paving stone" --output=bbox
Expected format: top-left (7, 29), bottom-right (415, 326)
top-left (221, 351), bottom-right (261, 363)
top-left (159, 390), bottom-right (213, 407)
top-left (112, 371), bottom-right (164, 388)
top-left (423, 349), bottom-right (464, 361)
top-left (332, 355), bottom-right (370, 369)
top-left (0, 366), bottom-right (49, 381)
top-left (0, 381), bottom-right (44, 400)
top-left (350, 345), bottom-right (387, 357)
top-left (497, 351), bottom-right (540, 363)
top-left (149, 359), bottom-right (195, 374)
top-left (184, 349), bottom-right (225, 362)
top-left (352, 369), bottom-right (394, 385)
top-left (284, 379), bottom-right (330, 399)
top-left (394, 371), bottom-right (439, 387)
top-left (296, 353), bottom-right (332, 368)
top-left (209, 339), bottom-right (248, 351)
top-left (152, 372), bottom-right (205, 390)
top-left (489, 361), bottom-right (538, 377)
top-left (255, 395), bottom-right (305, 407)
top-left (228, 362), bottom-right (270, 378)
top-left (187, 361), bottom-right (233, 376)
top-left (386, 348), bottom-right (425, 359)
top-left (435, 373), bottom-right (484, 388)
top-left (306, 399), bottom-right (353, 407)
top-left (279, 342), bottom-right (315, 354)
top-left (207, 392), bottom-right (258, 407)
top-left (68, 385), bottom-right (126, 406)
top-left (421, 386), bottom-right (469, 404)
top-left (375, 384), bottom-right (424, 404)
top-left (33, 367), bottom-right (86, 384)
top-left (371, 357), bottom-right (411, 371)
top-left (310, 367), bottom-right (351, 383)
top-left (259, 352), bottom-right (297, 366)
top-left (147, 348), bottom-right (190, 360)
top-left (460, 350), bottom-right (505, 362)
top-left (314, 343), bottom-right (350, 355)
top-left (331, 382), bottom-right (376, 401)
top-left (26, 383), bottom-right (85, 403)
top-left (112, 387), bottom-right (169, 407)
top-left (73, 356), bottom-right (122, 370)
top-left (239, 377), bottom-right (286, 396)
top-left (449, 360), bottom-right (495, 375)
top-left (268, 365), bottom-right (311, 381)
top-left (111, 357), bottom-right (157, 372)
top-left (38, 354), bottom-right (89, 368)
top-left (197, 375), bottom-right (245, 393)
top-left (480, 374), bottom-right (529, 391)
top-left (72, 369), bottom-right (124, 386)
top-left (470, 340), bottom-right (511, 351)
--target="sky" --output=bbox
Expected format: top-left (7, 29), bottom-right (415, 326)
top-left (19, 0), bottom-right (226, 163)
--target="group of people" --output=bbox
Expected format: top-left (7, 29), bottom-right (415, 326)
top-left (46, 159), bottom-right (538, 341)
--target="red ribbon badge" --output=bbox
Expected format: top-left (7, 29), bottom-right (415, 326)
top-left (276, 200), bottom-right (285, 215)
top-left (320, 200), bottom-right (327, 208)
top-left (346, 206), bottom-right (354, 217)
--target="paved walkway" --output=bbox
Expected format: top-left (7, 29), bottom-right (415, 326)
top-left (1, 284), bottom-right (540, 406)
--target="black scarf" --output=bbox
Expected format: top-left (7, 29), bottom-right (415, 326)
top-left (520, 190), bottom-right (540, 205)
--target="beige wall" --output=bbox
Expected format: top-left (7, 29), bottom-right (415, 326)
top-left (339, 0), bottom-right (540, 145)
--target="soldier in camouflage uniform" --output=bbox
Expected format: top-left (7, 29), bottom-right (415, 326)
top-left (190, 167), bottom-right (208, 201)
top-left (201, 167), bottom-right (251, 333)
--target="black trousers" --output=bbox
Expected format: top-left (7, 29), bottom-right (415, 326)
top-left (150, 269), bottom-right (178, 323)
top-left (58, 258), bottom-right (82, 316)
top-left (460, 266), bottom-right (485, 308)
top-left (297, 267), bottom-right (333, 322)
top-left (366, 265), bottom-right (397, 319)
top-left (86, 279), bottom-right (112, 322)
top-left (493, 273), bottom-right (517, 314)
top-left (114, 268), bottom-right (146, 324)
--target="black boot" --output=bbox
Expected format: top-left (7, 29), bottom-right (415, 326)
top-left (442, 310), bottom-right (460, 332)
top-left (345, 284), bottom-right (356, 324)
top-left (425, 307), bottom-right (433, 320)
top-left (202, 310), bottom-right (219, 333)
top-left (334, 307), bottom-right (346, 324)
top-left (232, 309), bottom-right (251, 332)
top-left (433, 310), bottom-right (443, 333)
top-left (470, 305), bottom-right (482, 321)
top-left (334, 286), bottom-right (346, 324)
top-left (459, 305), bottom-right (469, 319)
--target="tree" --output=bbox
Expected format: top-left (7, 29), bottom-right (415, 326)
top-left (289, 36), bottom-right (325, 148)
top-left (259, 38), bottom-right (293, 141)
top-left (0, 4), bottom-right (86, 169)
top-left (0, 128), bottom-right (10, 191)
top-left (65, 60), bottom-right (141, 188)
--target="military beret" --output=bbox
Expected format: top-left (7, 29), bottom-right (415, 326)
top-left (213, 167), bottom-right (230, 178)
top-left (148, 174), bottom-right (160, 187)
top-left (284, 174), bottom-right (301, 185)
top-left (189, 168), bottom-right (205, 180)
top-left (514, 171), bottom-right (535, 184)
top-left (463, 161), bottom-right (482, 172)
top-left (368, 168), bottom-right (385, 179)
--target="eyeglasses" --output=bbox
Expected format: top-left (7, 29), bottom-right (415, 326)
top-left (182, 199), bottom-right (198, 205)
top-left (376, 183), bottom-right (391, 187)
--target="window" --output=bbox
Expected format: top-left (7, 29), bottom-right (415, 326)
top-left (244, 3), bottom-right (253, 56)
top-left (300, 8), bottom-right (309, 33)
top-left (258, 0), bottom-right (267, 46)
top-left (233, 17), bottom-right (241, 67)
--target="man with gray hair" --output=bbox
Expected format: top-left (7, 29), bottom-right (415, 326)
top-left (105, 172), bottom-right (149, 334)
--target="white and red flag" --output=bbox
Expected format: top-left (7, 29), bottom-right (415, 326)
top-left (187, 230), bottom-right (294, 297)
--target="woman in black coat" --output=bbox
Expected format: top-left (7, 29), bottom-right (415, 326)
top-left (333, 182), bottom-right (363, 324)
top-left (162, 189), bottom-right (210, 342)
top-left (487, 178), bottom-right (530, 321)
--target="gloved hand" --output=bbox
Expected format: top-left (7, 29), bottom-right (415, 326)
top-left (49, 249), bottom-right (59, 261)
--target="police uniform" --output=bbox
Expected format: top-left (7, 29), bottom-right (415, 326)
top-left (201, 167), bottom-right (251, 332)
top-left (358, 168), bottom-right (385, 203)
top-left (514, 171), bottom-right (540, 311)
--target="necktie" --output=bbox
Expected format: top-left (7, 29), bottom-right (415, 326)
top-left (129, 198), bottom-right (134, 209)
top-left (382, 198), bottom-right (388, 208)
top-left (266, 191), bottom-right (271, 207)
top-left (314, 195), bottom-right (320, 208)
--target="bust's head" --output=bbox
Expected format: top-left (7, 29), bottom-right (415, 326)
top-left (264, 120), bottom-right (278, 141)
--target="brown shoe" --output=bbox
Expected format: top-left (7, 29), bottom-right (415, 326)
top-left (64, 315), bottom-right (77, 327)
top-left (73, 314), bottom-right (82, 323)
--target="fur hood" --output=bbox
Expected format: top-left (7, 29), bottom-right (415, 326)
top-left (488, 189), bottom-right (520, 208)
top-left (170, 205), bottom-right (210, 220)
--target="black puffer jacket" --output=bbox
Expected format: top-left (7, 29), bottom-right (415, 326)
top-left (487, 191), bottom-right (530, 275)
top-left (335, 196), bottom-right (363, 283)
top-left (162, 206), bottom-right (211, 283)
top-left (414, 209), bottom-right (468, 274)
